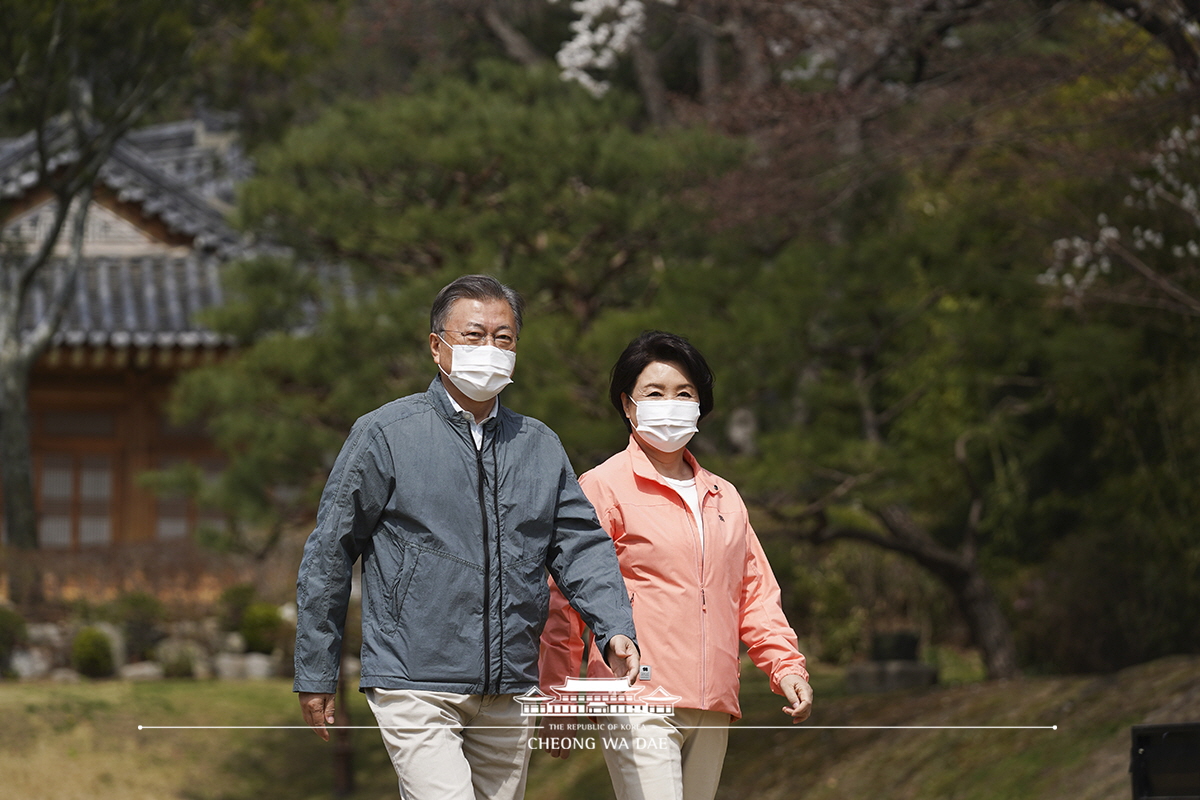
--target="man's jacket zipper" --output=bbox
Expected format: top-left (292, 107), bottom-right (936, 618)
top-left (476, 442), bottom-right (492, 694)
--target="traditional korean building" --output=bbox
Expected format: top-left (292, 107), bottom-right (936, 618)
top-left (517, 678), bottom-right (681, 717)
top-left (0, 116), bottom-right (250, 554)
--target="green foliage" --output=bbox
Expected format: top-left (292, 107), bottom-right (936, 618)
top-left (677, 185), bottom-right (1046, 522)
top-left (240, 603), bottom-right (283, 655)
top-left (1012, 359), bottom-right (1200, 671)
top-left (650, 109), bottom-right (1200, 674)
top-left (160, 651), bottom-right (196, 680)
top-left (166, 62), bottom-right (738, 544)
top-left (0, 0), bottom-right (345, 152)
top-left (0, 606), bottom-right (26, 677)
top-left (108, 592), bottom-right (166, 663)
top-left (237, 61), bottom-right (738, 273)
top-left (70, 627), bottom-right (115, 679)
top-left (188, 0), bottom-right (347, 145)
top-left (779, 539), bottom-right (960, 665)
top-left (1016, 522), bottom-right (1200, 674)
top-left (173, 26), bottom-right (1200, 676)
top-left (926, 645), bottom-right (986, 685)
top-left (0, 0), bottom-right (193, 133)
top-left (219, 583), bottom-right (259, 633)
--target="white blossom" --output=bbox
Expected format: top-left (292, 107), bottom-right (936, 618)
top-left (1048, 110), bottom-right (1200, 300)
top-left (551, 0), bottom-right (653, 96)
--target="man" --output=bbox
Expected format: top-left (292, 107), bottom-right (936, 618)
top-left (294, 274), bottom-right (639, 800)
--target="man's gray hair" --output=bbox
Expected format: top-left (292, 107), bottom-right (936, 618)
top-left (430, 274), bottom-right (525, 334)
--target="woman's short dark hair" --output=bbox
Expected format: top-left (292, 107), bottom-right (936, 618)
top-left (430, 274), bottom-right (525, 334)
top-left (609, 331), bottom-right (715, 431)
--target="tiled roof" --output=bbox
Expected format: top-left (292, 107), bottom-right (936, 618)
top-left (2, 118), bottom-right (252, 350)
top-left (123, 115), bottom-right (249, 209)
top-left (25, 254), bottom-right (231, 349)
top-left (0, 118), bottom-right (246, 258)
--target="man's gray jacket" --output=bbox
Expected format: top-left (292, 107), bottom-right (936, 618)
top-left (294, 378), bottom-right (636, 695)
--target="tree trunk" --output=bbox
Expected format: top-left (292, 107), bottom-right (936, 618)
top-left (904, 552), bottom-right (1019, 680)
top-left (953, 569), bottom-right (1019, 680)
top-left (0, 190), bottom-right (90, 604)
top-left (0, 352), bottom-right (42, 604)
top-left (818, 508), bottom-right (1020, 680)
top-left (480, 2), bottom-right (546, 67)
top-left (631, 37), bottom-right (672, 128)
top-left (694, 2), bottom-right (720, 119)
top-left (730, 14), bottom-right (770, 93)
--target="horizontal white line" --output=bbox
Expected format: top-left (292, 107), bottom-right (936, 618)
top-left (137, 724), bottom-right (1058, 731)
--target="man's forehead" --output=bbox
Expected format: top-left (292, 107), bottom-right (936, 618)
top-left (446, 297), bottom-right (515, 328)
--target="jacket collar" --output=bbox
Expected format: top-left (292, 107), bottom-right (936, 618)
top-left (625, 435), bottom-right (720, 497)
top-left (425, 376), bottom-right (504, 428)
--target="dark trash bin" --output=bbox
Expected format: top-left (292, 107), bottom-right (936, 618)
top-left (1130, 722), bottom-right (1200, 799)
top-left (870, 631), bottom-right (920, 662)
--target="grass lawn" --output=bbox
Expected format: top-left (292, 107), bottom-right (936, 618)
top-left (2, 654), bottom-right (1198, 799)
top-left (0, 679), bottom-right (396, 800)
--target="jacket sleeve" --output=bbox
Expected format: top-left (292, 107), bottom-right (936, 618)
top-left (538, 576), bottom-right (587, 693)
top-left (293, 418), bottom-right (393, 694)
top-left (737, 503), bottom-right (810, 694)
top-left (545, 451), bottom-right (637, 662)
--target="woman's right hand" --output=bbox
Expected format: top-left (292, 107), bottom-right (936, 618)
top-left (779, 674), bottom-right (814, 724)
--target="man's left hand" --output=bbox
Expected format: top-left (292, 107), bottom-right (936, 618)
top-left (779, 674), bottom-right (813, 724)
top-left (604, 635), bottom-right (640, 684)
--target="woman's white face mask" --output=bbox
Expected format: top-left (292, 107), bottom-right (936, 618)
top-left (438, 336), bottom-right (516, 402)
top-left (629, 398), bottom-right (700, 453)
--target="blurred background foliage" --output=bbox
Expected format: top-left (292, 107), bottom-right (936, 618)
top-left (143, 0), bottom-right (1200, 676)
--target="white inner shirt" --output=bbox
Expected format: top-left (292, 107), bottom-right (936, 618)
top-left (442, 383), bottom-right (498, 450)
top-left (662, 475), bottom-right (704, 547)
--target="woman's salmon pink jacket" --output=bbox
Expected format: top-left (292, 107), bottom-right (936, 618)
top-left (539, 437), bottom-right (808, 719)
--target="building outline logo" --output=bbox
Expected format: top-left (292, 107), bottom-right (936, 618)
top-left (516, 677), bottom-right (681, 717)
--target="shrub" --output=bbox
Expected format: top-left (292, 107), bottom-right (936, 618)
top-left (161, 652), bottom-right (196, 679)
top-left (219, 583), bottom-right (258, 632)
top-left (71, 627), bottom-right (115, 678)
top-left (1015, 525), bottom-right (1200, 673)
top-left (240, 603), bottom-right (283, 655)
top-left (155, 639), bottom-right (202, 679)
top-left (0, 606), bottom-right (27, 678)
top-left (110, 591), bottom-right (166, 662)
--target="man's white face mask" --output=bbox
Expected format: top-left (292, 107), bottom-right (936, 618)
top-left (438, 335), bottom-right (516, 402)
top-left (629, 398), bottom-right (700, 453)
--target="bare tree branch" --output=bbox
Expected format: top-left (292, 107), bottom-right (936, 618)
top-left (763, 468), bottom-right (881, 522)
top-left (631, 36), bottom-right (672, 127)
top-left (1107, 238), bottom-right (1200, 315)
top-left (1094, 0), bottom-right (1200, 84)
top-left (876, 385), bottom-right (928, 428)
top-left (23, 184), bottom-right (93, 359)
top-left (16, 194), bottom-right (71, 292)
top-left (479, 1), bottom-right (546, 66)
top-left (953, 430), bottom-right (984, 561)
top-left (1086, 288), bottom-right (1200, 316)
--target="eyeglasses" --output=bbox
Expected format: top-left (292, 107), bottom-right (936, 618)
top-left (440, 329), bottom-right (519, 350)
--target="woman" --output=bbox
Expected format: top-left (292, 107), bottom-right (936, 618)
top-left (539, 330), bottom-right (812, 800)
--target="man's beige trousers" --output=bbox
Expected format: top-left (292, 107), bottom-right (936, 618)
top-left (367, 689), bottom-right (532, 800)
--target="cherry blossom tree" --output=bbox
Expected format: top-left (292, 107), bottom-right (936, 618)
top-left (1043, 115), bottom-right (1200, 317)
